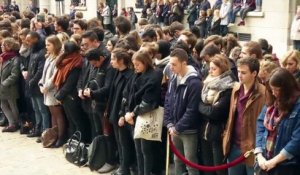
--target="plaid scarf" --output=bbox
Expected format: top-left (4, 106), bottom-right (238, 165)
top-left (264, 105), bottom-right (283, 159)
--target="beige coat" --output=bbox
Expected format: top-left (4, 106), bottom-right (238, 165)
top-left (39, 56), bottom-right (58, 106)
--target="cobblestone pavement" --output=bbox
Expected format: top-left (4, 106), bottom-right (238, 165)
top-left (0, 127), bottom-right (112, 175)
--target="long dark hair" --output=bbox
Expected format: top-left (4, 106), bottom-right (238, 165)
top-left (266, 68), bottom-right (300, 113)
top-left (56, 41), bottom-right (80, 66)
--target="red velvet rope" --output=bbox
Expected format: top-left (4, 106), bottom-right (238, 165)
top-left (169, 136), bottom-right (247, 172)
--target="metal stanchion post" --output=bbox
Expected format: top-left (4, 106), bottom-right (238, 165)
top-left (165, 133), bottom-right (170, 175)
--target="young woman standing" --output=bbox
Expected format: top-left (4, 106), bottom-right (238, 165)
top-left (53, 41), bottom-right (90, 143)
top-left (255, 68), bottom-right (300, 175)
top-left (0, 38), bottom-right (20, 132)
top-left (122, 50), bottom-right (163, 175)
top-left (108, 48), bottom-right (135, 175)
top-left (39, 35), bottom-right (66, 147)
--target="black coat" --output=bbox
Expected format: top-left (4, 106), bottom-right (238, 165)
top-left (27, 40), bottom-right (46, 97)
top-left (107, 68), bottom-right (134, 123)
top-left (55, 67), bottom-right (82, 102)
top-left (210, 18), bottom-right (221, 36)
top-left (89, 57), bottom-right (117, 112)
top-left (120, 68), bottom-right (163, 117)
top-left (198, 88), bottom-right (232, 141)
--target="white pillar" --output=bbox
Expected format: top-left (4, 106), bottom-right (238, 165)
top-left (118, 0), bottom-right (125, 16)
top-left (39, 0), bottom-right (50, 13)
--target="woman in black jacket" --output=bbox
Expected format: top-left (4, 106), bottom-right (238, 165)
top-left (53, 41), bottom-right (90, 144)
top-left (121, 50), bottom-right (163, 175)
top-left (198, 54), bottom-right (236, 175)
top-left (108, 48), bottom-right (135, 175)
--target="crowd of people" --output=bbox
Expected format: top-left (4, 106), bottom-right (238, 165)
top-left (0, 0), bottom-right (300, 175)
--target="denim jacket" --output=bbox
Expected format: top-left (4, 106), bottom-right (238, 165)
top-left (255, 98), bottom-right (300, 163)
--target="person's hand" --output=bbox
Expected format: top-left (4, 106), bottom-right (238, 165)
top-left (83, 88), bottom-right (91, 97)
top-left (264, 158), bottom-right (277, 171)
top-left (169, 127), bottom-right (177, 136)
top-left (125, 112), bottom-right (134, 125)
top-left (118, 117), bottom-right (125, 127)
top-left (256, 154), bottom-right (267, 170)
top-left (22, 71), bottom-right (28, 80)
top-left (78, 89), bottom-right (85, 99)
top-left (56, 100), bottom-right (62, 105)
top-left (40, 86), bottom-right (46, 94)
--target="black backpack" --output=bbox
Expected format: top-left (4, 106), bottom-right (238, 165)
top-left (88, 135), bottom-right (107, 171)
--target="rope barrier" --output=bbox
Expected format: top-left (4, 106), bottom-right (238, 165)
top-left (168, 135), bottom-right (254, 172)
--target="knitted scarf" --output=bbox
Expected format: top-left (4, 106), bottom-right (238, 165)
top-left (201, 70), bottom-right (235, 104)
top-left (264, 105), bottom-right (283, 159)
top-left (0, 51), bottom-right (17, 63)
top-left (53, 52), bottom-right (82, 89)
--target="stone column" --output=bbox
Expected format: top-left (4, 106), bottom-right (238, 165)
top-left (39, 0), bottom-right (50, 12)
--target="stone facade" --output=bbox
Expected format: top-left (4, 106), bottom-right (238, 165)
top-left (9, 0), bottom-right (300, 57)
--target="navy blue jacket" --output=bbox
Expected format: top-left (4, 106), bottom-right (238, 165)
top-left (164, 66), bottom-right (202, 134)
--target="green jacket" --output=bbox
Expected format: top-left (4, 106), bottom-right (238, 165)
top-left (0, 56), bottom-right (21, 99)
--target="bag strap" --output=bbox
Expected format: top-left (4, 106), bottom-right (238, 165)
top-left (68, 131), bottom-right (82, 145)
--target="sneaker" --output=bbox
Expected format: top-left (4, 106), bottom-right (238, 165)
top-left (36, 137), bottom-right (42, 143)
top-left (2, 125), bottom-right (17, 132)
top-left (237, 21), bottom-right (245, 26)
top-left (227, 23), bottom-right (235, 27)
top-left (27, 131), bottom-right (41, 137)
top-left (97, 163), bottom-right (116, 173)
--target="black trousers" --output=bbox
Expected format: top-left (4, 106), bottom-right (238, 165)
top-left (62, 96), bottom-right (91, 143)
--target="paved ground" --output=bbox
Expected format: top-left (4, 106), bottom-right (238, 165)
top-left (0, 127), bottom-right (112, 175)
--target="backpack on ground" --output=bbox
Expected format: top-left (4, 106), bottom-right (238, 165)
top-left (88, 135), bottom-right (107, 171)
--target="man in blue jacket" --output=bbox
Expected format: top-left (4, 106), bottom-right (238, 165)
top-left (164, 48), bottom-right (201, 175)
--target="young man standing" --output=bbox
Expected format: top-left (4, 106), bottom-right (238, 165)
top-left (240, 41), bottom-right (263, 61)
top-left (164, 48), bottom-right (201, 175)
top-left (223, 57), bottom-right (265, 175)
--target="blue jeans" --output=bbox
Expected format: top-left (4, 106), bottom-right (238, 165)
top-left (228, 144), bottom-right (254, 175)
top-left (240, 7), bottom-right (256, 20)
top-left (172, 133), bottom-right (199, 175)
top-left (229, 6), bottom-right (241, 23)
top-left (31, 96), bottom-right (50, 131)
top-left (256, 0), bottom-right (262, 7)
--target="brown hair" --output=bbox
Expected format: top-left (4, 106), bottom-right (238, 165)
top-left (237, 57), bottom-right (260, 73)
top-left (222, 35), bottom-right (240, 57)
top-left (266, 68), bottom-right (300, 113)
top-left (75, 11), bottom-right (83, 19)
top-left (132, 50), bottom-right (153, 70)
top-left (260, 60), bottom-right (279, 73)
top-left (170, 48), bottom-right (188, 63)
top-left (2, 37), bottom-right (20, 52)
top-left (281, 50), bottom-right (300, 69)
top-left (112, 48), bottom-right (133, 68)
top-left (204, 35), bottom-right (223, 47)
top-left (210, 54), bottom-right (230, 74)
top-left (140, 42), bottom-right (159, 58)
top-left (180, 30), bottom-right (197, 50)
top-left (243, 41), bottom-right (263, 60)
top-left (46, 35), bottom-right (62, 57)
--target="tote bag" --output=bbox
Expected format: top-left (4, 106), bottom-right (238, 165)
top-left (134, 107), bottom-right (164, 141)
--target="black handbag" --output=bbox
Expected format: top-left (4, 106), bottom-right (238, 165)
top-left (63, 131), bottom-right (88, 166)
